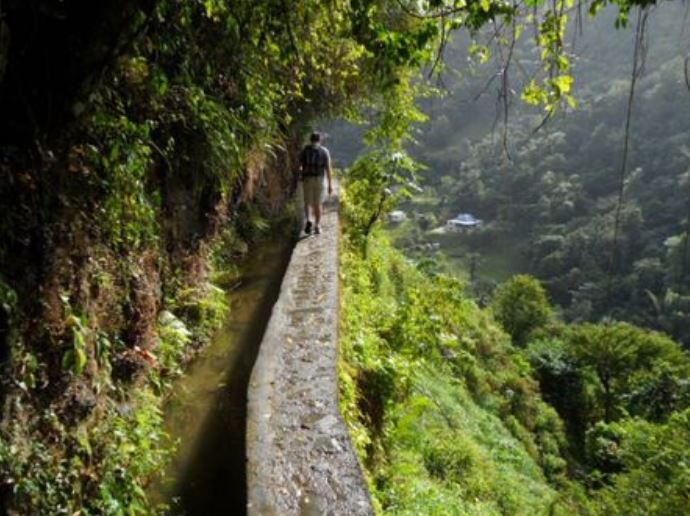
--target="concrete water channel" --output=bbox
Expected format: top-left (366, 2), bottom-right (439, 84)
top-left (154, 186), bottom-right (372, 515)
top-left (246, 191), bottom-right (372, 515)
top-left (153, 235), bottom-right (294, 514)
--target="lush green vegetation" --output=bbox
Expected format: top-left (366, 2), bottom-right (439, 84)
top-left (339, 181), bottom-right (690, 513)
top-left (338, 6), bottom-right (690, 502)
top-left (0, 0), bottom-right (412, 511)
top-left (339, 227), bottom-right (575, 513)
top-left (399, 4), bottom-right (690, 346)
top-left (1, 0), bottom-right (687, 512)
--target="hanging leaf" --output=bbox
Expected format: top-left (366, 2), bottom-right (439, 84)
top-left (74, 347), bottom-right (87, 375)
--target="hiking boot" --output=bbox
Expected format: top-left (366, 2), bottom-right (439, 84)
top-left (314, 225), bottom-right (321, 234)
top-left (304, 220), bottom-right (312, 234)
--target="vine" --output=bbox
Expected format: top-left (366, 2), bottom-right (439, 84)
top-left (609, 6), bottom-right (650, 278)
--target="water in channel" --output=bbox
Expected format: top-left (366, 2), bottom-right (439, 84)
top-left (153, 234), bottom-right (294, 515)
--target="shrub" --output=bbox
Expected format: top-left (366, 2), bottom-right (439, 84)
top-left (492, 275), bottom-right (553, 346)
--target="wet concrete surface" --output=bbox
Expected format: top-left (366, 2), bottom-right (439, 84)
top-left (247, 186), bottom-right (373, 515)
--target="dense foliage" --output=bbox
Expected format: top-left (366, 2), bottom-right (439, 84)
top-left (0, 0), bottom-right (417, 511)
top-left (339, 7), bottom-right (690, 500)
top-left (340, 180), bottom-right (690, 513)
top-left (492, 275), bottom-right (553, 346)
top-left (338, 226), bottom-right (574, 513)
top-left (407, 4), bottom-right (690, 346)
top-left (1, 0), bottom-right (685, 511)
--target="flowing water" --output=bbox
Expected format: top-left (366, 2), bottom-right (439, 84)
top-left (152, 234), bottom-right (294, 515)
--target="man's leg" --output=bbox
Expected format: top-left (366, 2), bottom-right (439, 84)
top-left (303, 183), bottom-right (312, 234)
top-left (304, 203), bottom-right (312, 234)
top-left (313, 202), bottom-right (321, 233)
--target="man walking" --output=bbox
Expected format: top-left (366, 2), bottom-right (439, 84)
top-left (299, 132), bottom-right (333, 235)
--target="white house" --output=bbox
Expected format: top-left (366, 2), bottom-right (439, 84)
top-left (446, 213), bottom-right (483, 232)
top-left (388, 210), bottom-right (408, 224)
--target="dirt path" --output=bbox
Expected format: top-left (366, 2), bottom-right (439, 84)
top-left (246, 186), bottom-right (373, 515)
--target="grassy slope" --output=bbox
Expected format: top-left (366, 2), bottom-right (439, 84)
top-left (379, 365), bottom-right (558, 515)
top-left (338, 231), bottom-right (582, 514)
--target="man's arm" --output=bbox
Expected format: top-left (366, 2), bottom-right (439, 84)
top-left (325, 149), bottom-right (333, 195)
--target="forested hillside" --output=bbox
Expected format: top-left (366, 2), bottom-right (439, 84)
top-left (410, 3), bottom-right (690, 344)
top-left (335, 2), bottom-right (690, 514)
top-left (339, 205), bottom-right (690, 514)
top-left (337, 8), bottom-right (690, 501)
top-left (1, 0), bottom-right (688, 513)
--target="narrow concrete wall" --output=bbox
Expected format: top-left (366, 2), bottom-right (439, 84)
top-left (246, 184), bottom-right (373, 515)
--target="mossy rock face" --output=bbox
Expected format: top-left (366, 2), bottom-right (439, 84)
top-left (58, 380), bottom-right (99, 424)
top-left (111, 349), bottom-right (149, 382)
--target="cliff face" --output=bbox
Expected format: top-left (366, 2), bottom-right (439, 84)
top-left (0, 93), bottom-right (298, 515)
top-left (0, 3), bottom-right (309, 512)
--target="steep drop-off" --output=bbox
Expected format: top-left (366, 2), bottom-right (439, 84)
top-left (338, 180), bottom-right (690, 514)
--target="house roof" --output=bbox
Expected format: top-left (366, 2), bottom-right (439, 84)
top-left (450, 213), bottom-right (482, 225)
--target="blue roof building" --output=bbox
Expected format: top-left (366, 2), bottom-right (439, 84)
top-left (446, 213), bottom-right (483, 231)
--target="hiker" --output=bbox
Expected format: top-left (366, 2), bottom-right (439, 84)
top-left (298, 131), bottom-right (333, 235)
